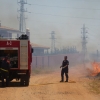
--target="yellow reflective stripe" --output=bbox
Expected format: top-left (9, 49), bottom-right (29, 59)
top-left (0, 68), bottom-right (8, 72)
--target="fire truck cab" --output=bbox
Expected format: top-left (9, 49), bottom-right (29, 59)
top-left (0, 34), bottom-right (33, 86)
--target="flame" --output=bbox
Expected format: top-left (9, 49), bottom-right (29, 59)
top-left (91, 62), bottom-right (100, 76)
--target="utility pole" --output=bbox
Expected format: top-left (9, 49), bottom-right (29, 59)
top-left (50, 31), bottom-right (56, 53)
top-left (18, 0), bottom-right (27, 32)
top-left (81, 24), bottom-right (88, 67)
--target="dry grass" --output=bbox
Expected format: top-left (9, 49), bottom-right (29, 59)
top-left (31, 67), bottom-right (56, 75)
top-left (89, 79), bottom-right (100, 94)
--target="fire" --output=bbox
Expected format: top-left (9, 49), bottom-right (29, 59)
top-left (91, 62), bottom-right (100, 76)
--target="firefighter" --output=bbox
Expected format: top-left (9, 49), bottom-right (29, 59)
top-left (0, 59), bottom-right (2, 79)
top-left (60, 56), bottom-right (69, 82)
top-left (0, 56), bottom-right (10, 87)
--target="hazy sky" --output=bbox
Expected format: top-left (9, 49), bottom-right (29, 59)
top-left (0, 0), bottom-right (100, 52)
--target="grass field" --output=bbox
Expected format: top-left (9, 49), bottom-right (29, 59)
top-left (89, 78), bottom-right (100, 94)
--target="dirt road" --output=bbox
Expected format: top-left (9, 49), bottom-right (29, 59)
top-left (0, 66), bottom-right (100, 100)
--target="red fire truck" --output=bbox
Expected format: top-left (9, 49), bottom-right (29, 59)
top-left (0, 34), bottom-right (33, 86)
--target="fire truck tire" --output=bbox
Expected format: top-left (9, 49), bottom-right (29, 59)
top-left (20, 75), bottom-right (30, 86)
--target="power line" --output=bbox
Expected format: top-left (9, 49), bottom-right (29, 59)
top-left (30, 4), bottom-right (100, 11)
top-left (28, 19), bottom-right (100, 26)
top-left (30, 12), bottom-right (100, 20)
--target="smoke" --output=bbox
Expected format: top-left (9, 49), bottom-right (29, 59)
top-left (0, 0), bottom-right (100, 53)
top-left (0, 0), bottom-right (19, 29)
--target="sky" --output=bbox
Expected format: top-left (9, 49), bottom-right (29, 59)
top-left (0, 0), bottom-right (100, 53)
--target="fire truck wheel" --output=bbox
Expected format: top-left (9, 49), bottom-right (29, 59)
top-left (20, 75), bottom-right (30, 86)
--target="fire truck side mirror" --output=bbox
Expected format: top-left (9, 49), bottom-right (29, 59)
top-left (31, 48), bottom-right (34, 53)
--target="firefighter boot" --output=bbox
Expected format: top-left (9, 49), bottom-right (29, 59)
top-left (65, 73), bottom-right (68, 82)
top-left (65, 79), bottom-right (68, 82)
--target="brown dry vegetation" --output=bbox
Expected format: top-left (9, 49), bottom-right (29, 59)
top-left (89, 79), bottom-right (100, 94)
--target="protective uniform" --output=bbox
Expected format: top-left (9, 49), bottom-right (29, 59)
top-left (0, 57), bottom-right (10, 87)
top-left (60, 59), bottom-right (69, 82)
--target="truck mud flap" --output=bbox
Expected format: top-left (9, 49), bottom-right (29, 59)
top-left (20, 75), bottom-right (30, 86)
